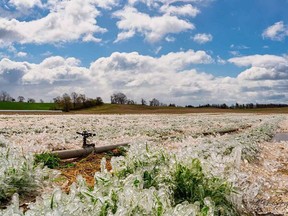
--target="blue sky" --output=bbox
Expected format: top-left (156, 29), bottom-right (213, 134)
top-left (0, 0), bottom-right (288, 105)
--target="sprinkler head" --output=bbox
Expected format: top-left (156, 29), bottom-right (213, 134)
top-left (76, 131), bottom-right (96, 148)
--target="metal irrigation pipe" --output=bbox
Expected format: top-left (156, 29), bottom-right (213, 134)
top-left (52, 131), bottom-right (129, 159)
top-left (53, 142), bottom-right (129, 159)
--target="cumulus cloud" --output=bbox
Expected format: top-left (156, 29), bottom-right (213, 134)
top-left (1, 51), bottom-right (288, 105)
top-left (0, 58), bottom-right (29, 84)
top-left (89, 50), bottom-right (214, 102)
top-left (113, 6), bottom-right (194, 43)
top-left (82, 34), bottom-right (102, 43)
top-left (8, 0), bottom-right (43, 10)
top-left (0, 0), bottom-right (108, 46)
top-left (229, 54), bottom-right (288, 80)
top-left (1, 50), bottom-right (214, 103)
top-left (192, 33), bottom-right (213, 44)
top-left (93, 0), bottom-right (119, 9)
top-left (159, 4), bottom-right (200, 17)
top-left (229, 54), bottom-right (287, 68)
top-left (129, 0), bottom-right (212, 7)
top-left (262, 21), bottom-right (288, 41)
top-left (22, 56), bottom-right (91, 84)
top-left (0, 56), bottom-right (91, 85)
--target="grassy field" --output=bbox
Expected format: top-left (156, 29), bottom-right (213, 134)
top-left (72, 104), bottom-right (288, 114)
top-left (1, 102), bottom-right (288, 114)
top-left (0, 102), bottom-right (55, 110)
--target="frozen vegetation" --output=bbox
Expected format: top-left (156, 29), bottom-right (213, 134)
top-left (0, 114), bottom-right (284, 215)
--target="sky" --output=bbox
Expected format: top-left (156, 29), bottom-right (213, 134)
top-left (0, 0), bottom-right (288, 105)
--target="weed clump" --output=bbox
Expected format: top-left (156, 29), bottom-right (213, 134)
top-left (172, 159), bottom-right (238, 215)
top-left (34, 152), bottom-right (61, 169)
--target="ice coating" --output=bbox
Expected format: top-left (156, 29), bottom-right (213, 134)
top-left (0, 113), bottom-right (287, 214)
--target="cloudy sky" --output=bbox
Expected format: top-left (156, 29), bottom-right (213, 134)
top-left (0, 0), bottom-right (288, 105)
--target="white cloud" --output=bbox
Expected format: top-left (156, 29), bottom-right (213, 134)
top-left (114, 6), bottom-right (194, 43)
top-left (22, 56), bottom-right (91, 84)
top-left (114, 30), bottom-right (135, 43)
top-left (82, 34), bottom-right (102, 43)
top-left (0, 50), bottom-right (214, 102)
top-left (262, 21), bottom-right (288, 41)
top-left (129, 0), bottom-right (212, 6)
top-left (229, 54), bottom-right (287, 67)
top-left (229, 54), bottom-right (288, 81)
top-left (41, 51), bottom-right (53, 57)
top-left (89, 50), bottom-right (214, 102)
top-left (230, 44), bottom-right (250, 50)
top-left (16, 51), bottom-right (27, 57)
top-left (216, 56), bottom-right (226, 65)
top-left (1, 51), bottom-right (288, 105)
top-left (192, 33), bottom-right (213, 44)
top-left (8, 0), bottom-right (43, 10)
top-left (93, 0), bottom-right (119, 9)
top-left (159, 49), bottom-right (213, 69)
top-left (165, 36), bottom-right (175, 42)
top-left (229, 51), bottom-right (240, 57)
top-left (0, 0), bottom-right (107, 46)
top-left (159, 4), bottom-right (200, 17)
top-left (0, 58), bottom-right (29, 84)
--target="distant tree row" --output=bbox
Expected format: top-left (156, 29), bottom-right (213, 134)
top-left (0, 91), bottom-right (13, 102)
top-left (186, 103), bottom-right (288, 109)
top-left (2, 89), bottom-right (288, 110)
top-left (111, 92), bottom-right (169, 107)
top-left (53, 92), bottom-right (103, 112)
top-left (0, 90), bottom-right (38, 103)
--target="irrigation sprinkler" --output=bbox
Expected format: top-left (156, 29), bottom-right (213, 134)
top-left (76, 131), bottom-right (96, 148)
top-left (52, 131), bottom-right (129, 159)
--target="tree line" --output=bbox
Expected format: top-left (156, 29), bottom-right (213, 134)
top-left (1, 90), bottom-right (288, 111)
top-left (53, 92), bottom-right (103, 112)
top-left (0, 90), bottom-right (39, 103)
top-left (186, 103), bottom-right (288, 109)
top-left (110, 92), bottom-right (169, 107)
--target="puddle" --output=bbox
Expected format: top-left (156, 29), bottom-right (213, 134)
top-left (272, 133), bottom-right (288, 142)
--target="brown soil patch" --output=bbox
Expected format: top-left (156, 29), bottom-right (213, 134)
top-left (56, 149), bottom-right (122, 192)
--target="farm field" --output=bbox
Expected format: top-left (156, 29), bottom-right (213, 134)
top-left (0, 114), bottom-right (287, 215)
top-left (73, 104), bottom-right (288, 114)
top-left (0, 102), bottom-right (55, 110)
top-left (2, 103), bottom-right (288, 114)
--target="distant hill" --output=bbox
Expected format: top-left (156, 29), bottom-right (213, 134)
top-left (1, 102), bottom-right (288, 114)
top-left (71, 104), bottom-right (288, 114)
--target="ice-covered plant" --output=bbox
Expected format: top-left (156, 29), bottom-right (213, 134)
top-left (0, 136), bottom-right (57, 206)
top-left (1, 143), bottom-right (239, 215)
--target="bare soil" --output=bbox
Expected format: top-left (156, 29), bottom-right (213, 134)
top-left (241, 120), bottom-right (288, 215)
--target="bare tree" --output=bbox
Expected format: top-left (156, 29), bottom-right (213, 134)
top-left (149, 98), bottom-right (160, 106)
top-left (141, 98), bottom-right (147, 106)
top-left (127, 99), bottom-right (136, 105)
top-left (78, 94), bottom-right (86, 105)
top-left (53, 95), bottom-right (72, 111)
top-left (111, 92), bottom-right (127, 104)
top-left (18, 96), bottom-right (25, 102)
top-left (95, 97), bottom-right (104, 105)
top-left (61, 93), bottom-right (72, 112)
top-left (0, 91), bottom-right (12, 102)
top-left (71, 92), bottom-right (78, 109)
top-left (27, 98), bottom-right (36, 103)
top-left (53, 96), bottom-right (61, 104)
